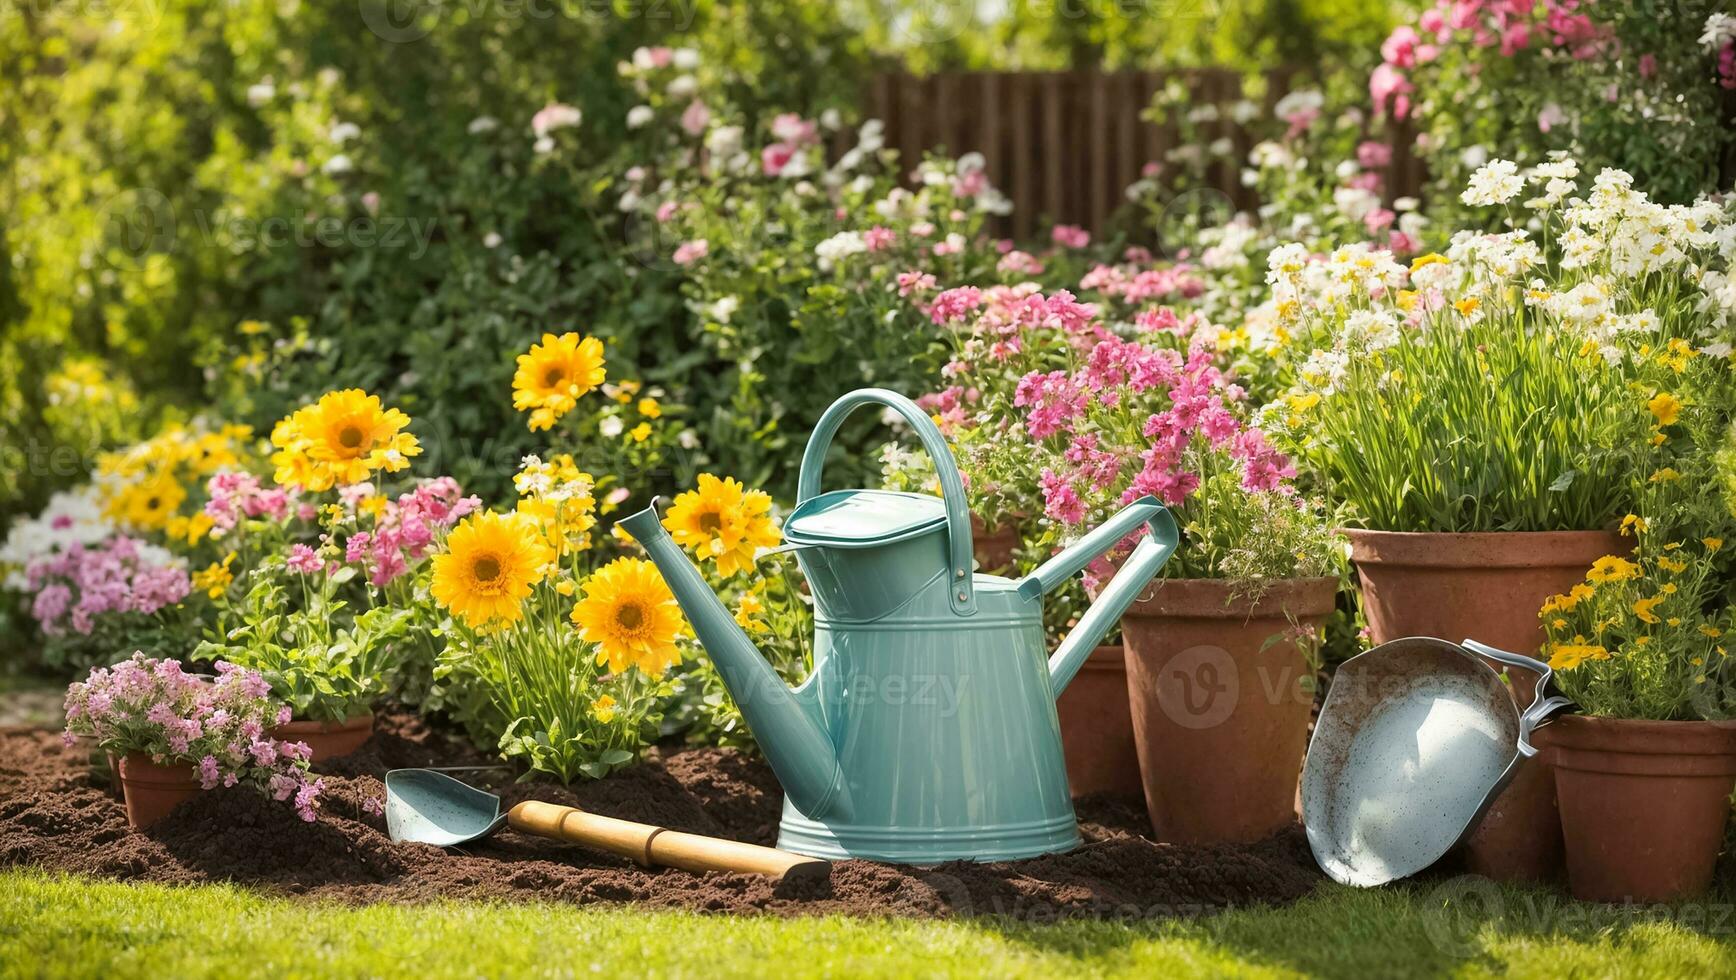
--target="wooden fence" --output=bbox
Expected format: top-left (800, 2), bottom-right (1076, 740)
top-left (860, 69), bottom-right (1424, 241)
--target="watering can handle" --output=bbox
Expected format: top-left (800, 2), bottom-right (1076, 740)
top-left (797, 388), bottom-right (976, 616)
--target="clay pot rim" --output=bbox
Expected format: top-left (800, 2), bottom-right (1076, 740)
top-left (1124, 576), bottom-right (1338, 620)
top-left (274, 712), bottom-right (375, 734)
top-left (1547, 714), bottom-right (1736, 756)
top-left (1342, 527), bottom-right (1625, 569)
top-left (117, 751), bottom-right (200, 785)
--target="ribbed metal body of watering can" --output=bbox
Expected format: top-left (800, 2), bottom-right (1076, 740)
top-left (619, 388), bottom-right (1179, 863)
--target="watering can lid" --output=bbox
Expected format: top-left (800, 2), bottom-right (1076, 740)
top-left (783, 489), bottom-right (947, 548)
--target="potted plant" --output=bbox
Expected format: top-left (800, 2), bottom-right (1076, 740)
top-left (62, 653), bottom-right (322, 828)
top-left (1262, 160), bottom-right (1687, 879)
top-left (196, 552), bottom-right (413, 761)
top-left (919, 285), bottom-right (1343, 837)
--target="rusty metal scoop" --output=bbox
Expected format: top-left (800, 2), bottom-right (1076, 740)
top-left (385, 768), bottom-right (829, 882)
top-left (1300, 637), bottom-right (1574, 887)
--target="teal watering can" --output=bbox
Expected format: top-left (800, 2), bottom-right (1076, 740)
top-left (619, 388), bottom-right (1179, 863)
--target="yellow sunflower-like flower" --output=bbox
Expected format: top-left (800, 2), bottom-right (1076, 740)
top-left (570, 557), bottom-right (685, 677)
top-left (1540, 583), bottom-right (1594, 615)
top-left (109, 469), bottom-right (188, 531)
top-left (1586, 555), bottom-right (1640, 584)
top-left (512, 333), bottom-right (606, 431)
top-left (271, 389), bottom-right (421, 491)
top-left (662, 474), bottom-right (781, 578)
top-left (431, 511), bottom-right (552, 629)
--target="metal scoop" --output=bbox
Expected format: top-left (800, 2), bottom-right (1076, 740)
top-left (1300, 637), bottom-right (1574, 887)
top-left (384, 768), bottom-right (829, 882)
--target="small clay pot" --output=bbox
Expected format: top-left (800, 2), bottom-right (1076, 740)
top-left (117, 753), bottom-right (201, 829)
top-left (969, 513), bottom-right (1023, 575)
top-left (1550, 715), bottom-right (1736, 902)
top-left (1343, 528), bottom-right (1625, 653)
top-left (1122, 577), bottom-right (1337, 844)
top-left (273, 713), bottom-right (375, 762)
top-left (1344, 527), bottom-right (1624, 883)
top-left (1056, 645), bottom-right (1143, 798)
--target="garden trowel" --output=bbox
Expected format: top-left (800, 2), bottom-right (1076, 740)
top-left (384, 768), bottom-right (829, 882)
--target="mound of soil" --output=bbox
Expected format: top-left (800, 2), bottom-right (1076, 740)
top-left (0, 712), bottom-right (1321, 919)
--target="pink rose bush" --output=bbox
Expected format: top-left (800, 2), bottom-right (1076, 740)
top-left (63, 653), bottom-right (323, 821)
top-left (1373, 0), bottom-right (1732, 212)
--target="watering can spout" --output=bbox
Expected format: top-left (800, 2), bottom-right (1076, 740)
top-left (618, 501), bottom-right (852, 822)
top-left (1020, 497), bottom-right (1180, 697)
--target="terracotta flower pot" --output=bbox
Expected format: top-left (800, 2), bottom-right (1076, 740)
top-left (273, 713), bottom-right (375, 762)
top-left (117, 752), bottom-right (201, 829)
top-left (1056, 645), bottom-right (1143, 798)
top-left (1122, 577), bottom-right (1337, 844)
top-left (969, 513), bottom-right (1022, 575)
top-left (1550, 715), bottom-right (1736, 902)
top-left (1343, 528), bottom-right (1624, 653)
top-left (1344, 527), bottom-right (1624, 883)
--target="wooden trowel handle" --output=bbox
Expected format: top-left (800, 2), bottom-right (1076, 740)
top-left (506, 800), bottom-right (828, 881)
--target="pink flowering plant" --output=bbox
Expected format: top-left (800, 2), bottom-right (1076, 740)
top-left (193, 475), bottom-right (478, 721)
top-left (19, 535), bottom-right (194, 673)
top-left (63, 653), bottom-right (323, 821)
top-left (1373, 0), bottom-right (1735, 217)
top-left (919, 285), bottom-right (1341, 589)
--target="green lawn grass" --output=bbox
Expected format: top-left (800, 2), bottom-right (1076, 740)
top-left (4, 868), bottom-right (1735, 978)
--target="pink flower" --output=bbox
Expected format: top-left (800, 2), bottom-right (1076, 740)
top-left (286, 544), bottom-right (322, 575)
top-left (760, 142), bottom-right (796, 176)
top-left (1040, 469), bottom-right (1087, 525)
top-left (770, 113), bottom-right (818, 146)
top-left (656, 200), bottom-right (679, 222)
top-left (672, 239), bottom-right (708, 266)
top-left (1370, 64), bottom-right (1413, 119)
top-left (1051, 225), bottom-right (1091, 249)
top-left (896, 271), bottom-right (937, 297)
top-left (1356, 140), bottom-right (1393, 169)
top-left (680, 100), bottom-right (710, 136)
top-left (928, 286), bottom-right (983, 323)
top-left (1014, 370), bottom-right (1087, 439)
top-left (864, 226), bottom-right (895, 252)
top-left (1381, 26), bottom-right (1421, 68)
top-left (997, 250), bottom-right (1045, 277)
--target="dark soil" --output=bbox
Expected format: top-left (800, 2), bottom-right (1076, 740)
top-left (0, 712), bottom-right (1321, 919)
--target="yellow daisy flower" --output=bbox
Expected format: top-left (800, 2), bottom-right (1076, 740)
top-left (1547, 636), bottom-right (1608, 671)
top-left (662, 474), bottom-right (781, 578)
top-left (193, 551), bottom-right (237, 599)
top-left (734, 591), bottom-right (770, 633)
top-left (271, 389), bottom-right (420, 491)
top-left (512, 333), bottom-right (606, 431)
top-left (431, 511), bottom-right (552, 629)
top-left (570, 558), bottom-right (685, 677)
top-left (1586, 555), bottom-right (1640, 584)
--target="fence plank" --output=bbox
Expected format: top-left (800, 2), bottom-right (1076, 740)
top-left (860, 69), bottom-right (1424, 239)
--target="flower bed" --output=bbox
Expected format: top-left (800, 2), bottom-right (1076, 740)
top-left (0, 713), bottom-right (1320, 918)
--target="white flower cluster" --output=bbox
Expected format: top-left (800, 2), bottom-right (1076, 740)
top-left (0, 488), bottom-right (114, 589)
